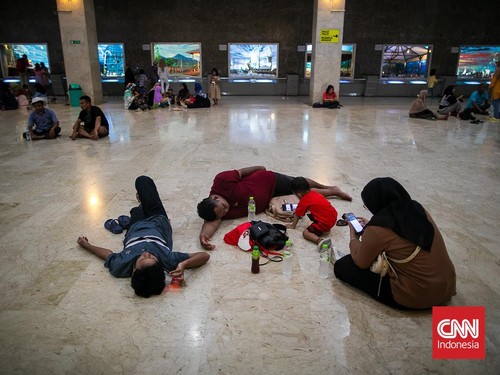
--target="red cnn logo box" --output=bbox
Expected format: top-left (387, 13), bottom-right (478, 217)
top-left (432, 306), bottom-right (485, 360)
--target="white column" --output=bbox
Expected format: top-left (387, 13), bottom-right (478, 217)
top-left (309, 0), bottom-right (346, 104)
top-left (57, 0), bottom-right (103, 104)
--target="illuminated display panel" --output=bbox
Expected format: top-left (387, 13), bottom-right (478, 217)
top-left (380, 45), bottom-right (431, 78)
top-left (457, 46), bottom-right (500, 79)
top-left (229, 43), bottom-right (278, 79)
top-left (152, 43), bottom-right (201, 78)
top-left (98, 43), bottom-right (125, 78)
top-left (305, 44), bottom-right (355, 78)
top-left (0, 43), bottom-right (50, 77)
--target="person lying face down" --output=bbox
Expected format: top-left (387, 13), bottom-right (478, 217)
top-left (197, 166), bottom-right (352, 250)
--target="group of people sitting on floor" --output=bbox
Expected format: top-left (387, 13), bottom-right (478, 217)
top-left (409, 84), bottom-right (493, 122)
top-left (123, 82), bottom-right (211, 111)
top-left (21, 94), bottom-right (109, 141)
top-left (408, 59), bottom-right (500, 123)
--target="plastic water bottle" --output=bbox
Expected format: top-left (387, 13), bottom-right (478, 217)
top-left (248, 196), bottom-right (256, 222)
top-left (25, 126), bottom-right (31, 141)
top-left (319, 243), bottom-right (330, 278)
top-left (281, 240), bottom-right (293, 275)
top-left (251, 245), bottom-right (260, 274)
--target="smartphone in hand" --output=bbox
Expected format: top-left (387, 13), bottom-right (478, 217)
top-left (342, 212), bottom-right (364, 235)
top-left (282, 203), bottom-right (298, 212)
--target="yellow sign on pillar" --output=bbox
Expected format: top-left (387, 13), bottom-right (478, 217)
top-left (320, 29), bottom-right (340, 43)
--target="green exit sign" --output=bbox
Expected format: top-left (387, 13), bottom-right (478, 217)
top-left (70, 40), bottom-right (81, 45)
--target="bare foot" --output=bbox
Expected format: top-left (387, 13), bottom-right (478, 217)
top-left (331, 186), bottom-right (353, 201)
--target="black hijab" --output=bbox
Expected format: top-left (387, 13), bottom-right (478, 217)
top-left (361, 177), bottom-right (435, 251)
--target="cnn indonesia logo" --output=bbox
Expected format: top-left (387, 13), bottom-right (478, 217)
top-left (432, 306), bottom-right (485, 359)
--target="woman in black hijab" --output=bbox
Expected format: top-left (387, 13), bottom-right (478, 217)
top-left (334, 177), bottom-right (456, 309)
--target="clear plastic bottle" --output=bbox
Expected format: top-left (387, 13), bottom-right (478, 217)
top-left (248, 196), bottom-right (256, 222)
top-left (251, 245), bottom-right (260, 274)
top-left (281, 240), bottom-right (293, 275)
top-left (319, 243), bottom-right (330, 278)
top-left (25, 126), bottom-right (31, 141)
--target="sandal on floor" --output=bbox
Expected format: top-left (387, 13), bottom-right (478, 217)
top-left (336, 219), bottom-right (348, 226)
top-left (118, 215), bottom-right (131, 229)
top-left (104, 219), bottom-right (123, 234)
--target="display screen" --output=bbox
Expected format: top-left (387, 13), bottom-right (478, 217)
top-left (0, 43), bottom-right (50, 77)
top-left (98, 43), bottom-right (125, 78)
top-left (305, 44), bottom-right (355, 78)
top-left (152, 43), bottom-right (201, 78)
top-left (380, 45), bottom-right (431, 78)
top-left (229, 43), bottom-right (278, 78)
top-left (457, 46), bottom-right (500, 79)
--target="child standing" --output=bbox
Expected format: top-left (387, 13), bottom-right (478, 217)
top-left (428, 69), bottom-right (437, 98)
top-left (287, 177), bottom-right (338, 248)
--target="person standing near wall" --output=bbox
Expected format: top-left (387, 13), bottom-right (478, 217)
top-left (208, 68), bottom-right (221, 105)
top-left (158, 60), bottom-right (170, 94)
top-left (16, 54), bottom-right (30, 86)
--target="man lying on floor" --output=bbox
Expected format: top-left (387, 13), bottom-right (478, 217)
top-left (77, 175), bottom-right (210, 298)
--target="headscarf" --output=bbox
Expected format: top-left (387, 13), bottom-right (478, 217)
top-left (361, 177), bottom-right (435, 251)
top-left (125, 82), bottom-right (135, 92)
top-left (124, 83), bottom-right (136, 108)
top-left (153, 84), bottom-right (162, 104)
top-left (418, 90), bottom-right (428, 101)
top-left (409, 90), bottom-right (427, 114)
top-left (194, 83), bottom-right (207, 98)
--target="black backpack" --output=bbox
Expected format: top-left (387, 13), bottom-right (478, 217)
top-left (459, 108), bottom-right (476, 121)
top-left (249, 221), bottom-right (288, 251)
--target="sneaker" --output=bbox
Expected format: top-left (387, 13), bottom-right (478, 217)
top-left (317, 238), bottom-right (332, 252)
top-left (134, 108), bottom-right (141, 112)
top-left (488, 117), bottom-right (500, 122)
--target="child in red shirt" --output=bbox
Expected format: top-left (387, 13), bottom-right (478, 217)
top-left (287, 177), bottom-right (338, 248)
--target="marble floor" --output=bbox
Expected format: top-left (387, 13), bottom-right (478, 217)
top-left (0, 96), bottom-right (499, 374)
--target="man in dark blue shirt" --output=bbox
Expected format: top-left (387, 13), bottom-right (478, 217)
top-left (77, 176), bottom-right (210, 298)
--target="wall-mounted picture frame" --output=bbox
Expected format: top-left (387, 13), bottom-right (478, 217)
top-left (228, 43), bottom-right (278, 79)
top-left (457, 46), bottom-right (500, 79)
top-left (151, 43), bottom-right (202, 78)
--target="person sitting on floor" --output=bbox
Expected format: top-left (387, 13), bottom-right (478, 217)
top-left (464, 83), bottom-right (490, 115)
top-left (77, 176), bottom-right (210, 298)
top-left (186, 83), bottom-right (211, 108)
top-left (322, 85), bottom-right (340, 108)
top-left (286, 177), bottom-right (339, 249)
top-left (70, 95), bottom-right (109, 140)
top-left (176, 83), bottom-right (190, 105)
top-left (333, 177), bottom-right (456, 309)
top-left (0, 81), bottom-right (19, 110)
top-left (23, 97), bottom-right (61, 140)
top-left (438, 85), bottom-right (463, 116)
top-left (409, 90), bottom-right (449, 120)
top-left (124, 83), bottom-right (148, 111)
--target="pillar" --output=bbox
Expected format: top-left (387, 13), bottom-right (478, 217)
top-left (57, 0), bottom-right (103, 104)
top-left (309, 0), bottom-right (345, 104)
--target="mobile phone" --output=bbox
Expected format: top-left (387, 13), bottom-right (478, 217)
top-left (342, 212), bottom-right (364, 235)
top-left (282, 203), bottom-right (298, 212)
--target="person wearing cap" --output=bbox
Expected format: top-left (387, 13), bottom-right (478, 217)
top-left (23, 97), bottom-right (61, 140)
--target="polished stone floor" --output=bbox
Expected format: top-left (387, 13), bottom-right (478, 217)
top-left (0, 96), bottom-right (498, 374)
